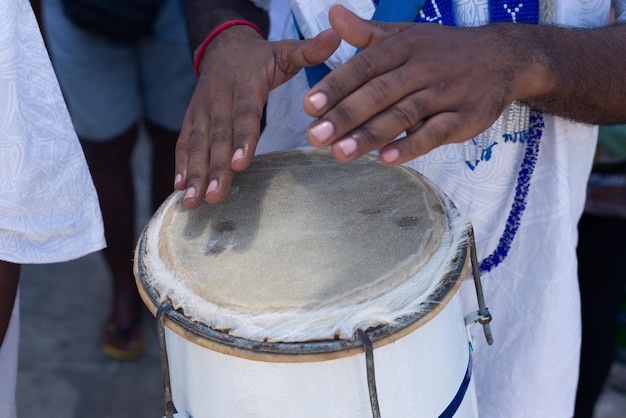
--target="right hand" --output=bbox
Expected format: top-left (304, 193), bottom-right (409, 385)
top-left (174, 25), bottom-right (341, 209)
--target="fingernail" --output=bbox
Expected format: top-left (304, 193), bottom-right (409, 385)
top-left (336, 137), bottom-right (358, 158)
top-left (174, 173), bottom-right (183, 186)
top-left (381, 147), bottom-right (400, 163)
top-left (309, 120), bottom-right (334, 144)
top-left (184, 186), bottom-right (197, 200)
top-left (308, 92), bottom-right (328, 111)
top-left (231, 148), bottom-right (245, 163)
top-left (206, 179), bottom-right (218, 195)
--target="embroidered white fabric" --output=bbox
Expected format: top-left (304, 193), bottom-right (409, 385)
top-left (289, 0), bottom-right (374, 68)
top-left (1, 1), bottom-right (105, 415)
top-left (0, 0), bottom-right (106, 264)
top-left (258, 0), bottom-right (621, 417)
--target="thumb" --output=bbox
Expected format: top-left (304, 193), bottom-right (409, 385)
top-left (287, 28), bottom-right (342, 68)
top-left (328, 4), bottom-right (412, 50)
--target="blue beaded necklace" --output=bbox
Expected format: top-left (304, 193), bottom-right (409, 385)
top-left (373, 0), bottom-right (541, 25)
top-left (369, 0), bottom-right (543, 273)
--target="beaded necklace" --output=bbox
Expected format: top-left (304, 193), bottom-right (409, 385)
top-left (369, 0), bottom-right (545, 273)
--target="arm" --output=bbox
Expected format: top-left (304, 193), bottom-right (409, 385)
top-left (302, 6), bottom-right (626, 166)
top-left (175, 0), bottom-right (341, 209)
top-left (523, 23), bottom-right (626, 124)
top-left (184, 0), bottom-right (270, 55)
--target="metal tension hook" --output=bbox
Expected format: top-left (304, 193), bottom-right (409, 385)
top-left (464, 228), bottom-right (494, 346)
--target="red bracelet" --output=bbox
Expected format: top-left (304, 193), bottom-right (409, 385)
top-left (193, 20), bottom-right (263, 76)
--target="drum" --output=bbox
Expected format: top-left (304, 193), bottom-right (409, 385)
top-left (134, 150), bottom-right (489, 418)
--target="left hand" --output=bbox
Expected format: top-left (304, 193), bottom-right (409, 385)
top-left (174, 26), bottom-right (341, 208)
top-left (303, 5), bottom-right (546, 165)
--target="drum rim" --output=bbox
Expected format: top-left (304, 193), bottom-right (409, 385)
top-left (133, 150), bottom-right (471, 362)
top-left (134, 230), bottom-right (469, 362)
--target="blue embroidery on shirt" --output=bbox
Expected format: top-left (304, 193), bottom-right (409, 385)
top-left (479, 111), bottom-right (543, 273)
top-left (503, 130), bottom-right (529, 144)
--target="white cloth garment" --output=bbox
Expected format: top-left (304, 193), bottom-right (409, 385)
top-left (0, 0), bottom-right (106, 264)
top-left (259, 0), bottom-right (619, 417)
top-left (0, 0), bottom-right (106, 416)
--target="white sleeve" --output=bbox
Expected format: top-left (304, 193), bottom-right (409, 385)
top-left (250, 0), bottom-right (271, 10)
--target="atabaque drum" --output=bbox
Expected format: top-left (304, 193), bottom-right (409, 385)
top-left (134, 150), bottom-right (480, 418)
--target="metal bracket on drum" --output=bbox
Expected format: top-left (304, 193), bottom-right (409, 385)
top-left (153, 232), bottom-right (491, 418)
top-left (356, 330), bottom-right (382, 418)
top-left (156, 301), bottom-right (179, 418)
top-left (464, 228), bottom-right (494, 346)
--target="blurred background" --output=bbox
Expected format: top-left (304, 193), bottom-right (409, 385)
top-left (14, 2), bottom-right (626, 417)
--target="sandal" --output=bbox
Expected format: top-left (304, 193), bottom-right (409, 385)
top-left (100, 318), bottom-right (146, 361)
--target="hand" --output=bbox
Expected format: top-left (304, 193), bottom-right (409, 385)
top-left (175, 26), bottom-right (341, 209)
top-left (303, 5), bottom-right (545, 165)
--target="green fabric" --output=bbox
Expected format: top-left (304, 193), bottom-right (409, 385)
top-left (598, 124), bottom-right (626, 159)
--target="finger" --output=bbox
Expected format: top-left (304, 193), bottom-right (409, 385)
top-left (230, 83), bottom-right (265, 172)
top-left (378, 112), bottom-right (483, 165)
top-left (303, 8), bottom-right (414, 118)
top-left (302, 36), bottom-right (415, 121)
top-left (180, 77), bottom-right (236, 210)
top-left (174, 110), bottom-right (193, 191)
top-left (327, 93), bottom-right (427, 162)
top-left (263, 34), bottom-right (340, 101)
top-left (201, 91), bottom-right (238, 205)
top-left (307, 65), bottom-right (420, 148)
top-left (181, 112), bottom-right (212, 210)
top-left (174, 77), bottom-right (213, 210)
top-left (298, 29), bottom-right (342, 66)
top-left (406, 120), bottom-right (426, 135)
top-left (324, 87), bottom-right (467, 162)
top-left (328, 4), bottom-right (410, 50)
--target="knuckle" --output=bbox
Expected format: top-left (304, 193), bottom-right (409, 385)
top-left (350, 53), bottom-right (378, 81)
top-left (232, 103), bottom-right (260, 122)
top-left (186, 173), bottom-right (207, 187)
top-left (209, 131), bottom-right (231, 150)
top-left (332, 104), bottom-right (359, 128)
top-left (391, 100), bottom-right (421, 129)
top-left (368, 77), bottom-right (394, 106)
top-left (186, 134), bottom-right (207, 155)
top-left (175, 138), bottom-right (188, 154)
top-left (355, 125), bottom-right (379, 147)
top-left (400, 93), bottom-right (430, 124)
top-left (424, 121), bottom-right (452, 149)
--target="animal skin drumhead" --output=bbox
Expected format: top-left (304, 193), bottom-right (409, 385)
top-left (137, 150), bottom-right (468, 343)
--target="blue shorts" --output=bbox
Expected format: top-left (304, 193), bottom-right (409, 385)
top-left (43, 0), bottom-right (196, 141)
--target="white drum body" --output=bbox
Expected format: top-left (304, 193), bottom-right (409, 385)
top-left (163, 295), bottom-right (477, 418)
top-left (135, 150), bottom-right (479, 418)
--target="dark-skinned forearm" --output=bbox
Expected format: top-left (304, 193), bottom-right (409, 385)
top-left (185, 0), bottom-right (270, 55)
top-left (517, 23), bottom-right (626, 125)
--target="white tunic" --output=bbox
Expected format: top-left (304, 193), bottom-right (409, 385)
top-left (260, 0), bottom-right (621, 417)
top-left (1, 1), bottom-right (105, 417)
top-left (0, 0), bottom-right (106, 264)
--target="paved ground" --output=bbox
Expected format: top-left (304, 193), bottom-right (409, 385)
top-left (16, 133), bottom-right (163, 418)
top-left (15, 134), bottom-right (626, 418)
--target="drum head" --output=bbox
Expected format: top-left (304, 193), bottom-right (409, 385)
top-left (136, 150), bottom-right (468, 345)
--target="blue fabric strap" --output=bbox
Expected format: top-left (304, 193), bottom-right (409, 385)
top-left (415, 0), bottom-right (456, 25)
top-left (372, 0), bottom-right (426, 23)
top-left (489, 0), bottom-right (540, 24)
top-left (438, 351), bottom-right (473, 418)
